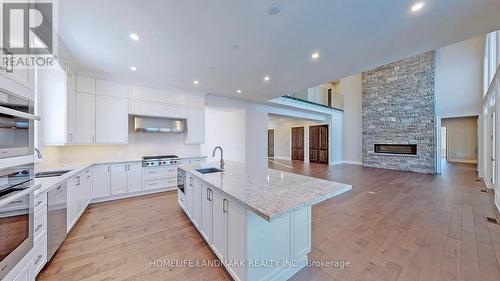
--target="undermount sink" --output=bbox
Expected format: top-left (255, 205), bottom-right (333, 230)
top-left (35, 170), bottom-right (72, 178)
top-left (195, 167), bottom-right (223, 174)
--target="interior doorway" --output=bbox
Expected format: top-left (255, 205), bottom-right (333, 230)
top-left (267, 129), bottom-right (275, 158)
top-left (441, 126), bottom-right (447, 160)
top-left (291, 127), bottom-right (305, 161)
top-left (309, 125), bottom-right (329, 164)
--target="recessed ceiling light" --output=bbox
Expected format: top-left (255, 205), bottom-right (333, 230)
top-left (236, 89), bottom-right (242, 94)
top-left (130, 66), bottom-right (137, 71)
top-left (264, 76), bottom-right (270, 82)
top-left (193, 80), bottom-right (199, 85)
top-left (129, 33), bottom-right (140, 41)
top-left (411, 2), bottom-right (424, 12)
top-left (311, 52), bottom-right (320, 60)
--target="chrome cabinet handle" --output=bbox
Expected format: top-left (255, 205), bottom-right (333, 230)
top-left (9, 200), bottom-right (23, 204)
top-left (35, 224), bottom-right (43, 232)
top-left (108, 166), bottom-right (110, 173)
top-left (208, 189), bottom-right (213, 201)
top-left (222, 198), bottom-right (228, 213)
top-left (35, 200), bottom-right (43, 207)
top-left (34, 254), bottom-right (43, 265)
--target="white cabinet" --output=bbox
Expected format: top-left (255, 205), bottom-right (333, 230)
top-left (201, 185), bottom-right (213, 243)
top-left (95, 95), bottom-right (128, 143)
top-left (95, 79), bottom-right (128, 98)
top-left (127, 163), bottom-right (143, 192)
top-left (92, 165), bottom-right (111, 199)
top-left (226, 200), bottom-right (246, 279)
top-left (211, 190), bottom-right (227, 260)
top-left (111, 164), bottom-right (128, 195)
top-left (185, 173), bottom-right (194, 218)
top-left (193, 178), bottom-right (202, 228)
top-left (67, 175), bottom-right (80, 231)
top-left (74, 92), bottom-right (96, 144)
top-left (76, 76), bottom-right (95, 94)
top-left (66, 68), bottom-right (76, 144)
top-left (82, 168), bottom-right (93, 207)
top-left (185, 96), bottom-right (205, 144)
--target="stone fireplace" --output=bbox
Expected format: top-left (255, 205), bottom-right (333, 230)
top-left (362, 52), bottom-right (436, 174)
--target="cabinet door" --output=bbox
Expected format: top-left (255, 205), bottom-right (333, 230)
top-left (74, 92), bottom-right (95, 144)
top-left (193, 179), bottom-right (202, 228)
top-left (211, 191), bottom-right (227, 260)
top-left (111, 164), bottom-right (128, 195)
top-left (227, 200), bottom-right (246, 280)
top-left (201, 186), bottom-right (213, 243)
top-left (92, 165), bottom-right (111, 199)
top-left (127, 163), bottom-right (143, 192)
top-left (95, 95), bottom-right (128, 143)
top-left (185, 107), bottom-right (205, 144)
top-left (66, 67), bottom-right (76, 144)
top-left (67, 176), bottom-right (81, 230)
top-left (185, 174), bottom-right (194, 218)
top-left (76, 76), bottom-right (95, 94)
top-left (82, 168), bottom-right (92, 207)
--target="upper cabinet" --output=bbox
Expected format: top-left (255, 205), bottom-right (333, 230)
top-left (95, 95), bottom-right (128, 144)
top-left (76, 76), bottom-right (95, 94)
top-left (43, 74), bottom-right (205, 146)
top-left (185, 95), bottom-right (205, 144)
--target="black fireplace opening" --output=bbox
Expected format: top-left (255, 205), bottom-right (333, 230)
top-left (374, 144), bottom-right (417, 155)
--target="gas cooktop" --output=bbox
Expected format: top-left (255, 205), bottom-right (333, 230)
top-left (142, 155), bottom-right (179, 167)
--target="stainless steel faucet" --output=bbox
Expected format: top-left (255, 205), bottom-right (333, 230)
top-left (34, 148), bottom-right (43, 160)
top-left (212, 146), bottom-right (225, 170)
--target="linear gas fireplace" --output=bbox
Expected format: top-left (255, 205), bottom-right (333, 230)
top-left (374, 144), bottom-right (417, 155)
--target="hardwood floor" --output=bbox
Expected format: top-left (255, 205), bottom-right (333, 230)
top-left (38, 161), bottom-right (500, 281)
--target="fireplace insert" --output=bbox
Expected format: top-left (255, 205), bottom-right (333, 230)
top-left (374, 144), bottom-right (417, 155)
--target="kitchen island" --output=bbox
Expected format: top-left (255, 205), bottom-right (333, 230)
top-left (178, 161), bottom-right (351, 281)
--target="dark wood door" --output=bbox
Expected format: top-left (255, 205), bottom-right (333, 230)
top-left (309, 125), bottom-right (329, 164)
top-left (268, 129), bottom-right (274, 157)
top-left (291, 127), bottom-right (305, 161)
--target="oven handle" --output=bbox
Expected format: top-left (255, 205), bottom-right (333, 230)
top-left (0, 105), bottom-right (40, 121)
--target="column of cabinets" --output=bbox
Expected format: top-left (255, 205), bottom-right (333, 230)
top-left (182, 174), bottom-right (245, 280)
top-left (75, 77), bottom-right (129, 144)
top-left (92, 162), bottom-right (143, 200)
top-left (67, 167), bottom-right (93, 232)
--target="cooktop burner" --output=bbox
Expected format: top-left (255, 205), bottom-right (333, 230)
top-left (142, 155), bottom-right (179, 160)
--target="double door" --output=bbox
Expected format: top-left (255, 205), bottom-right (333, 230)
top-left (309, 125), bottom-right (329, 164)
top-left (291, 127), bottom-right (305, 161)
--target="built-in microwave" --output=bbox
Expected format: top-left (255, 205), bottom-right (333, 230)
top-left (0, 88), bottom-right (37, 159)
top-left (0, 164), bottom-right (36, 280)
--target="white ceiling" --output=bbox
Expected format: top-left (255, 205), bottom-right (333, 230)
top-left (58, 0), bottom-right (500, 102)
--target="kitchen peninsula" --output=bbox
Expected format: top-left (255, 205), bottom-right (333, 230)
top-left (178, 162), bottom-right (352, 281)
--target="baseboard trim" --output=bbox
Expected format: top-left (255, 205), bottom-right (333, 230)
top-left (334, 160), bottom-right (362, 165)
top-left (91, 187), bottom-right (176, 204)
top-left (448, 159), bottom-right (478, 164)
top-left (269, 156), bottom-right (292, 160)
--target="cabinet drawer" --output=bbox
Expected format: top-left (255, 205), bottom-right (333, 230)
top-left (143, 166), bottom-right (177, 180)
top-left (30, 235), bottom-right (47, 277)
top-left (34, 192), bottom-right (47, 213)
top-left (34, 206), bottom-right (47, 243)
top-left (143, 178), bottom-right (176, 190)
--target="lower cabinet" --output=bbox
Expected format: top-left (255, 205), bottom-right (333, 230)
top-left (127, 163), bottom-right (143, 193)
top-left (67, 170), bottom-right (92, 232)
top-left (92, 165), bottom-right (111, 199)
top-left (111, 164), bottom-right (128, 195)
top-left (200, 184), bottom-right (213, 243)
top-left (211, 190), bottom-right (227, 260)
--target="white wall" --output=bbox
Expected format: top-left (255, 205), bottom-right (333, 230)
top-left (201, 107), bottom-right (246, 163)
top-left (435, 36), bottom-right (484, 118)
top-left (340, 74), bottom-right (362, 164)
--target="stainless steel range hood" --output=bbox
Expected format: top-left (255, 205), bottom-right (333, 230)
top-left (134, 116), bottom-right (185, 133)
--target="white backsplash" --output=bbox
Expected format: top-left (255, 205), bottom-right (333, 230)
top-left (43, 131), bottom-right (201, 166)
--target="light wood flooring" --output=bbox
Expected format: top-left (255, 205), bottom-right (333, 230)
top-left (38, 161), bottom-right (500, 281)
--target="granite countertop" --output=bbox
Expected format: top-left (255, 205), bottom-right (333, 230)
top-left (180, 161), bottom-right (352, 222)
top-left (34, 162), bottom-right (93, 195)
top-left (33, 155), bottom-right (209, 194)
